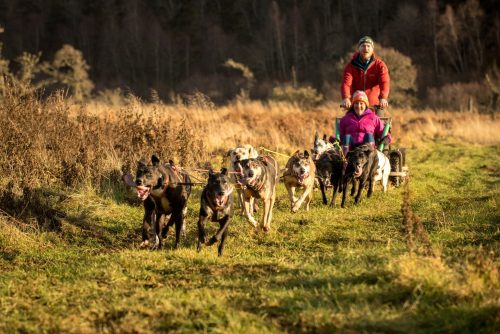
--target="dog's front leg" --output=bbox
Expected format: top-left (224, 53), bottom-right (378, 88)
top-left (367, 177), bottom-right (375, 198)
top-left (350, 179), bottom-right (357, 196)
top-left (286, 184), bottom-right (297, 209)
top-left (243, 198), bottom-right (258, 228)
top-left (341, 178), bottom-right (349, 208)
top-left (151, 211), bottom-right (162, 250)
top-left (237, 189), bottom-right (246, 216)
top-left (141, 211), bottom-right (154, 248)
top-left (207, 216), bottom-right (231, 257)
top-left (382, 172), bottom-right (389, 192)
top-left (262, 193), bottom-right (275, 232)
top-left (292, 186), bottom-right (312, 213)
top-left (141, 199), bottom-right (156, 248)
top-left (173, 211), bottom-right (184, 249)
top-left (207, 215), bottom-right (230, 245)
top-left (218, 226), bottom-right (229, 256)
top-left (319, 179), bottom-right (328, 205)
top-left (330, 180), bottom-right (340, 208)
top-left (197, 214), bottom-right (209, 252)
top-left (355, 178), bottom-right (366, 204)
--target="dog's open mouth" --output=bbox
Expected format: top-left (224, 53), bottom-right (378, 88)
top-left (136, 186), bottom-right (151, 200)
top-left (354, 167), bottom-right (363, 178)
top-left (297, 172), bottom-right (310, 184)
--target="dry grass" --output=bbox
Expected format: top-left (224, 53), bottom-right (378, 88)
top-left (85, 100), bottom-right (500, 152)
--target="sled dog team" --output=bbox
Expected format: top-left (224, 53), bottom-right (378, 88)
top-left (123, 141), bottom-right (391, 256)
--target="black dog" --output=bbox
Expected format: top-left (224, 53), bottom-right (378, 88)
top-left (314, 148), bottom-right (344, 207)
top-left (123, 155), bottom-right (191, 249)
top-left (341, 144), bottom-right (379, 208)
top-left (197, 168), bottom-right (234, 256)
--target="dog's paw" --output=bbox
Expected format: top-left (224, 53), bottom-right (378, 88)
top-left (262, 225), bottom-right (270, 233)
top-left (292, 203), bottom-right (300, 213)
top-left (139, 240), bottom-right (149, 248)
top-left (247, 217), bottom-right (258, 228)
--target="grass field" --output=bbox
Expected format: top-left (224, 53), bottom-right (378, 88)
top-left (1, 138), bottom-right (498, 333)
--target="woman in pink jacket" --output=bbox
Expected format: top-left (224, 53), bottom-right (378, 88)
top-left (339, 90), bottom-right (391, 153)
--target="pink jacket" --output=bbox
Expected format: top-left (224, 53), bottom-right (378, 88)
top-left (339, 108), bottom-right (391, 148)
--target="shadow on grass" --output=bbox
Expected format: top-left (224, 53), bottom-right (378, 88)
top-left (348, 303), bottom-right (499, 334)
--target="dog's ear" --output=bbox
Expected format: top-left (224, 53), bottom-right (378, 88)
top-left (220, 167), bottom-right (228, 175)
top-left (138, 159), bottom-right (147, 167)
top-left (304, 150), bottom-right (310, 159)
top-left (293, 149), bottom-right (300, 157)
top-left (314, 130), bottom-right (319, 143)
top-left (322, 134), bottom-right (327, 141)
top-left (169, 159), bottom-right (175, 166)
top-left (208, 168), bottom-right (215, 176)
top-left (151, 155), bottom-right (160, 166)
top-left (226, 149), bottom-right (233, 157)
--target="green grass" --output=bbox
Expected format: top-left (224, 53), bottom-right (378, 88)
top-left (1, 141), bottom-right (499, 333)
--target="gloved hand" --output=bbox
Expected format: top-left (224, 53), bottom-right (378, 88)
top-left (379, 98), bottom-right (389, 108)
top-left (341, 98), bottom-right (351, 109)
top-left (377, 136), bottom-right (390, 146)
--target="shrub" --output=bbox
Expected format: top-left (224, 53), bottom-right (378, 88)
top-left (426, 82), bottom-right (490, 112)
top-left (270, 84), bottom-right (324, 108)
top-left (0, 82), bottom-right (205, 193)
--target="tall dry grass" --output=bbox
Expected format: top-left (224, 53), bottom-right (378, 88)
top-left (2, 85), bottom-right (498, 197)
top-left (87, 98), bottom-right (500, 151)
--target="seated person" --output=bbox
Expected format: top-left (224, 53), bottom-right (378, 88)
top-left (338, 90), bottom-right (391, 154)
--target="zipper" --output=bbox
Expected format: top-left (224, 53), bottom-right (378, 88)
top-left (363, 60), bottom-right (375, 92)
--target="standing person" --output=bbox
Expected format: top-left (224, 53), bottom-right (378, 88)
top-left (341, 36), bottom-right (390, 116)
top-left (339, 90), bottom-right (391, 154)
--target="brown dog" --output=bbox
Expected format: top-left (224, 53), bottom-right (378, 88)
top-left (237, 155), bottom-right (279, 232)
top-left (283, 150), bottom-right (316, 212)
top-left (227, 144), bottom-right (259, 215)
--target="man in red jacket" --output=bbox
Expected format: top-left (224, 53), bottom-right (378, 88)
top-left (341, 36), bottom-right (390, 116)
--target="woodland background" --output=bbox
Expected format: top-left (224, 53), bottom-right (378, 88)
top-left (0, 0), bottom-right (499, 110)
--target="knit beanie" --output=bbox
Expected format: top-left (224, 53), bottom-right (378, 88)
top-left (358, 36), bottom-right (374, 47)
top-left (352, 90), bottom-right (369, 106)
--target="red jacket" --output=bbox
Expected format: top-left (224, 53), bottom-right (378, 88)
top-left (341, 52), bottom-right (390, 106)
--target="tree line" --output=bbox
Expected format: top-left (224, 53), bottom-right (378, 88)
top-left (0, 0), bottom-right (498, 109)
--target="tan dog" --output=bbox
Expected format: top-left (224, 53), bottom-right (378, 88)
top-left (227, 144), bottom-right (259, 215)
top-left (283, 150), bottom-right (316, 212)
top-left (237, 155), bottom-right (279, 232)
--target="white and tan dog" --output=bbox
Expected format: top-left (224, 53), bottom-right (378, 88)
top-left (237, 155), bottom-right (279, 232)
top-left (375, 150), bottom-right (391, 192)
top-left (227, 144), bottom-right (259, 214)
top-left (283, 150), bottom-right (316, 212)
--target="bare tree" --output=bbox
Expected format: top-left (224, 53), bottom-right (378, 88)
top-left (437, 5), bottom-right (465, 74)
